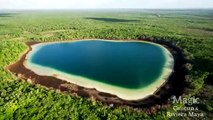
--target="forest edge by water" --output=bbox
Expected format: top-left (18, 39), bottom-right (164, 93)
top-left (7, 38), bottom-right (189, 110)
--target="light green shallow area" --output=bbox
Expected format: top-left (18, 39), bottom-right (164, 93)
top-left (25, 40), bottom-right (174, 100)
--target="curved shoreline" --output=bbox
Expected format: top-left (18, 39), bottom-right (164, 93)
top-left (7, 39), bottom-right (188, 107)
top-left (24, 40), bottom-right (174, 100)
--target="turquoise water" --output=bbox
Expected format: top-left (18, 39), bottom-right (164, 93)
top-left (29, 40), bottom-right (170, 89)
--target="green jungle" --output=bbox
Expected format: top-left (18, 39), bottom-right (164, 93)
top-left (0, 9), bottom-right (212, 119)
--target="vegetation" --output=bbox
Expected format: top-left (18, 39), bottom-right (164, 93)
top-left (0, 9), bottom-right (212, 119)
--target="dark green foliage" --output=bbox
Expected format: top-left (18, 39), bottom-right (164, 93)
top-left (0, 10), bottom-right (212, 119)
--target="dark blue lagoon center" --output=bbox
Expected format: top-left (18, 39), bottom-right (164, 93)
top-left (27, 40), bottom-right (173, 90)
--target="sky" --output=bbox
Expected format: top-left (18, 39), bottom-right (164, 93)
top-left (0, 0), bottom-right (213, 9)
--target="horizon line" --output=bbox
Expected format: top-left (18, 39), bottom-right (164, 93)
top-left (1, 8), bottom-right (213, 10)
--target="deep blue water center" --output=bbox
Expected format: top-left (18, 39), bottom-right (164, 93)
top-left (30, 40), bottom-right (167, 89)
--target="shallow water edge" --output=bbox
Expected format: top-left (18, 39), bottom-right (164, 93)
top-left (24, 39), bottom-right (174, 100)
top-left (7, 39), bottom-right (188, 108)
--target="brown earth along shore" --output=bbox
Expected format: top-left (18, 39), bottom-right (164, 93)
top-left (7, 39), bottom-right (188, 112)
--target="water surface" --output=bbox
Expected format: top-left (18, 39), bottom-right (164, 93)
top-left (26, 40), bottom-right (174, 100)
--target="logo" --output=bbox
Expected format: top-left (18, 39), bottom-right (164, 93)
top-left (170, 96), bottom-right (200, 105)
top-left (167, 96), bottom-right (204, 118)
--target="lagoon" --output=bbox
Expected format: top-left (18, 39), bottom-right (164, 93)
top-left (25, 40), bottom-right (174, 100)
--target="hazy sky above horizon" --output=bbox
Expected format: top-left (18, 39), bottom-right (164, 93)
top-left (0, 0), bottom-right (213, 9)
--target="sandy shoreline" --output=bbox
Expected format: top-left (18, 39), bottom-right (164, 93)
top-left (24, 40), bottom-right (174, 100)
top-left (7, 39), bottom-right (187, 107)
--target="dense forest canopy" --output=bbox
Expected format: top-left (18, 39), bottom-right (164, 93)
top-left (0, 10), bottom-right (212, 119)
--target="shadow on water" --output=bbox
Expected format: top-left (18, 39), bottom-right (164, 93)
top-left (85, 17), bottom-right (140, 22)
